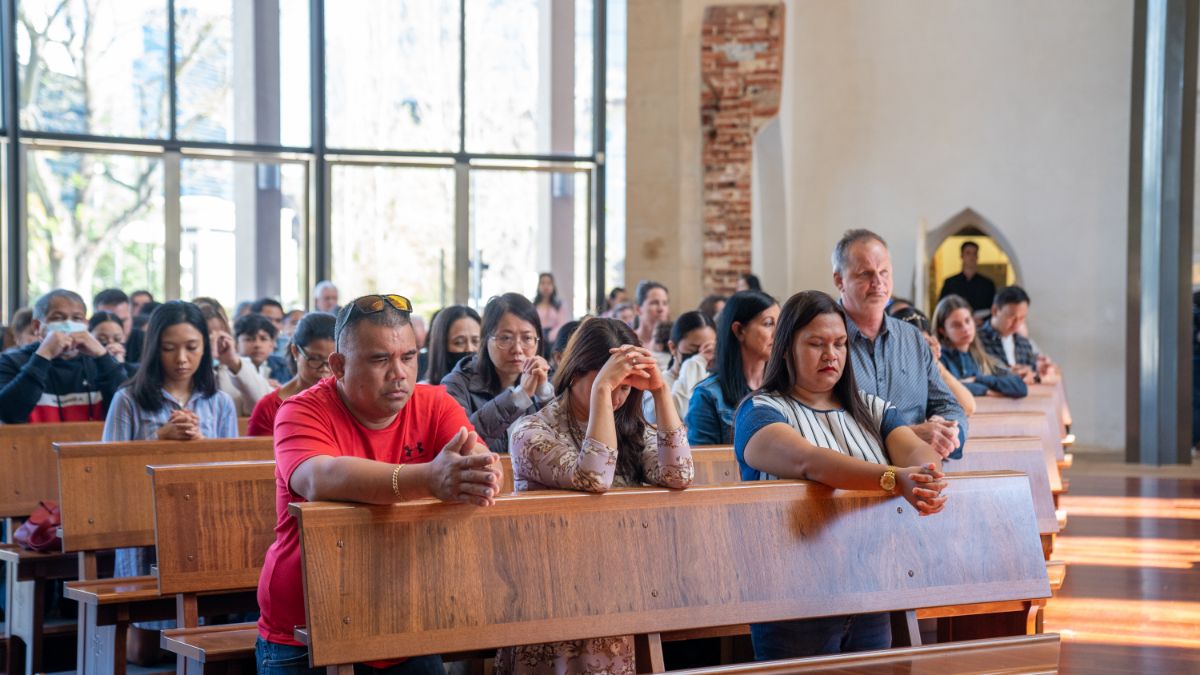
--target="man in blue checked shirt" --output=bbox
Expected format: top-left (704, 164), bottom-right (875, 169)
top-left (831, 229), bottom-right (968, 459)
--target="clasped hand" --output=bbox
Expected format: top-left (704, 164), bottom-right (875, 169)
top-left (428, 428), bottom-right (505, 507)
top-left (596, 345), bottom-right (664, 393)
top-left (158, 409), bottom-right (202, 441)
top-left (897, 463), bottom-right (948, 516)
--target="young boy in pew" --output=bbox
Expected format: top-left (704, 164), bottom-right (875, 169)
top-left (734, 291), bottom-right (946, 660)
top-left (0, 289), bottom-right (126, 423)
top-left (255, 294), bottom-right (503, 675)
top-left (102, 300), bottom-right (239, 664)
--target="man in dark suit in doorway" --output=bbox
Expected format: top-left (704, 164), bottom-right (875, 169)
top-left (938, 240), bottom-right (996, 321)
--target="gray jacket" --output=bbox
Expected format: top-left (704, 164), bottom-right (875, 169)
top-left (441, 355), bottom-right (541, 454)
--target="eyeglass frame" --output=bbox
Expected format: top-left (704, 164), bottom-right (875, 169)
top-left (295, 343), bottom-right (332, 371)
top-left (488, 333), bottom-right (541, 351)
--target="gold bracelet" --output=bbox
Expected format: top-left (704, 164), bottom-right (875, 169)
top-left (391, 464), bottom-right (405, 499)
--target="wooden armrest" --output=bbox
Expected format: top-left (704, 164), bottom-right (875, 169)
top-left (1047, 561), bottom-right (1067, 592)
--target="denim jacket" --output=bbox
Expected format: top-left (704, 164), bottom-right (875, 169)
top-left (685, 375), bottom-right (736, 445)
top-left (940, 348), bottom-right (1028, 399)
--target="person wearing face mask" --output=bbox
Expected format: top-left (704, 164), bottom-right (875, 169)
top-left (687, 291), bottom-right (780, 445)
top-left (0, 289), bottom-right (127, 423)
top-left (934, 295), bottom-right (1027, 399)
top-left (642, 310), bottom-right (716, 423)
top-left (424, 305), bottom-right (482, 385)
top-left (499, 317), bottom-right (692, 675)
top-left (247, 313), bottom-right (337, 436)
top-left (443, 293), bottom-right (551, 453)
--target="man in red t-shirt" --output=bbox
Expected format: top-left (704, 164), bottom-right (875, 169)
top-left (256, 294), bottom-right (503, 674)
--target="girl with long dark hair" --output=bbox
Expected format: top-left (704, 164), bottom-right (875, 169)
top-left (733, 290), bottom-right (946, 661)
top-left (501, 317), bottom-right (692, 674)
top-left (532, 272), bottom-right (570, 344)
top-left (102, 300), bottom-right (238, 664)
top-left (686, 290), bottom-right (779, 444)
top-left (934, 295), bottom-right (1027, 399)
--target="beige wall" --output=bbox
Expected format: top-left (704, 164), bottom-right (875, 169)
top-left (626, 0), bottom-right (766, 311)
top-left (627, 0), bottom-right (1133, 450)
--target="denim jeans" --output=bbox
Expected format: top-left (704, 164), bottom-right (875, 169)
top-left (256, 637), bottom-right (445, 675)
top-left (749, 612), bottom-right (892, 660)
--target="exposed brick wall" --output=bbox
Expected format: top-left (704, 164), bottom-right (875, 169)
top-left (700, 4), bottom-right (784, 295)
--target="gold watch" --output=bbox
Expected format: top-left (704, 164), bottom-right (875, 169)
top-left (879, 468), bottom-right (897, 494)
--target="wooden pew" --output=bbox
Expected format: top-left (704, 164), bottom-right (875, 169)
top-left (150, 461), bottom-right (276, 674)
top-left (0, 421), bottom-right (103, 675)
top-left (969, 411), bottom-right (1068, 517)
top-left (55, 437), bottom-right (274, 675)
top-left (291, 472), bottom-right (1052, 672)
top-left (973, 390), bottom-right (1066, 464)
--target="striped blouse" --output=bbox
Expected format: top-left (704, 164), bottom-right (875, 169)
top-left (732, 390), bottom-right (903, 481)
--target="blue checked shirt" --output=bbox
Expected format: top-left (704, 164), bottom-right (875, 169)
top-left (844, 312), bottom-right (968, 459)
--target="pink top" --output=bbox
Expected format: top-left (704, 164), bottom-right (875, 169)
top-left (536, 302), bottom-right (571, 342)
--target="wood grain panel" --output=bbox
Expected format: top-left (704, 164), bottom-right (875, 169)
top-left (0, 421), bottom-right (103, 517)
top-left (957, 437), bottom-right (1058, 536)
top-left (973, 393), bottom-right (1065, 462)
top-left (55, 437), bottom-right (274, 552)
top-left (149, 460), bottom-right (277, 595)
top-left (969, 412), bottom-right (1063, 492)
top-left (292, 472), bottom-right (1050, 667)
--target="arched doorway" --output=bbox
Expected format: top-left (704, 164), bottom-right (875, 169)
top-left (924, 208), bottom-right (1021, 313)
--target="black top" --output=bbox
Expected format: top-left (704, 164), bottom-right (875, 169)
top-left (938, 271), bottom-right (997, 312)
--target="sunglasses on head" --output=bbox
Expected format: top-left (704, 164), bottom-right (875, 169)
top-left (350, 294), bottom-right (412, 314)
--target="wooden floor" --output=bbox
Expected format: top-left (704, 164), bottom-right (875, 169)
top-left (1044, 454), bottom-right (1200, 674)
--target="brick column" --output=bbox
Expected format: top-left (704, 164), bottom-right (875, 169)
top-left (700, 4), bottom-right (784, 294)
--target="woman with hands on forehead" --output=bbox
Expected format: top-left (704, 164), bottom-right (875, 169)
top-left (501, 317), bottom-right (692, 674)
top-left (732, 290), bottom-right (946, 661)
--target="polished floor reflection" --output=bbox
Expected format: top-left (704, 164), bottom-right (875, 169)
top-left (1043, 467), bottom-right (1200, 674)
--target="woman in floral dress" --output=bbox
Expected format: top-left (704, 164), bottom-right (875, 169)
top-left (499, 317), bottom-right (694, 675)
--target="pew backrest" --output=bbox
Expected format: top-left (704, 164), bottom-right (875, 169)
top-left (972, 393), bottom-right (1065, 461)
top-left (149, 460), bottom-right (277, 597)
top-left (968, 412), bottom-right (1063, 492)
top-left (292, 471), bottom-right (1050, 667)
top-left (55, 437), bottom-right (275, 552)
top-left (0, 421), bottom-right (104, 518)
top-left (954, 436), bottom-right (1057, 536)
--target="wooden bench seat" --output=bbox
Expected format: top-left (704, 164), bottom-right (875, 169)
top-left (160, 623), bottom-right (260, 671)
top-left (292, 471), bottom-right (1052, 672)
top-left (55, 437), bottom-right (274, 675)
top-left (669, 633), bottom-right (1060, 674)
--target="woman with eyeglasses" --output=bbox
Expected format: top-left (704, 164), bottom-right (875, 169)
top-left (443, 293), bottom-right (550, 453)
top-left (247, 313), bottom-right (336, 437)
top-left (423, 305), bottom-right (482, 385)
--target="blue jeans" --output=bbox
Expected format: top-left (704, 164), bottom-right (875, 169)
top-left (750, 613), bottom-right (892, 660)
top-left (256, 637), bottom-right (445, 675)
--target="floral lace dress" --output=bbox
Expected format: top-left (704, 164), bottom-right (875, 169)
top-left (495, 398), bottom-right (694, 675)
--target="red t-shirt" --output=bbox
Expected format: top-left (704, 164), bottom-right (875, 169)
top-left (246, 388), bottom-right (284, 437)
top-left (256, 377), bottom-right (475, 646)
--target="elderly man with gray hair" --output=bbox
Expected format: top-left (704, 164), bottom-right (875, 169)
top-left (312, 279), bottom-right (339, 314)
top-left (832, 229), bottom-right (967, 459)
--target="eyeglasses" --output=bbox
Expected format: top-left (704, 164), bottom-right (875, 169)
top-left (489, 333), bottom-right (540, 350)
top-left (295, 344), bottom-right (331, 370)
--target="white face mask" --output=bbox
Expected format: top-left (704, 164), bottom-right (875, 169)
top-left (44, 320), bottom-right (88, 334)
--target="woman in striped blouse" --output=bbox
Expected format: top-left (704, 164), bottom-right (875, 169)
top-left (732, 290), bottom-right (947, 661)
